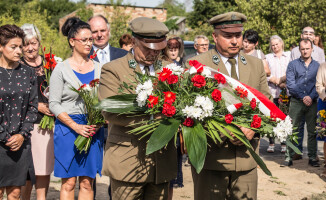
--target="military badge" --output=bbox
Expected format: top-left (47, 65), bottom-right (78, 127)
top-left (240, 56), bottom-right (247, 65)
top-left (212, 55), bottom-right (220, 65)
top-left (128, 59), bottom-right (137, 69)
top-left (231, 14), bottom-right (237, 20)
top-left (154, 60), bottom-right (163, 71)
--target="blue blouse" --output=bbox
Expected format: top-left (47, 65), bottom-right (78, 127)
top-left (73, 70), bottom-right (95, 85)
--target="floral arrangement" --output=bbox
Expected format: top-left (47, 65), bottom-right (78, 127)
top-left (97, 60), bottom-right (300, 175)
top-left (317, 109), bottom-right (326, 138)
top-left (39, 49), bottom-right (62, 130)
top-left (71, 79), bottom-right (105, 153)
top-left (278, 88), bottom-right (290, 115)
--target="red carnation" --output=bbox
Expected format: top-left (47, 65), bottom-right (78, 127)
top-left (214, 73), bottom-right (226, 84)
top-left (158, 68), bottom-right (172, 81)
top-left (89, 79), bottom-right (100, 87)
top-left (225, 114), bottom-right (233, 124)
top-left (147, 95), bottom-right (159, 108)
top-left (191, 74), bottom-right (206, 88)
top-left (163, 91), bottom-right (176, 104)
top-left (162, 103), bottom-right (176, 117)
top-left (183, 117), bottom-right (194, 127)
top-left (250, 115), bottom-right (262, 128)
top-left (250, 98), bottom-right (257, 110)
top-left (188, 60), bottom-right (204, 73)
top-left (235, 86), bottom-right (248, 98)
top-left (78, 84), bottom-right (87, 91)
top-left (211, 89), bottom-right (222, 102)
top-left (167, 74), bottom-right (179, 84)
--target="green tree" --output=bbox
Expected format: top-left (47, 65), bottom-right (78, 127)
top-left (76, 7), bottom-right (93, 22)
top-left (0, 0), bottom-right (71, 59)
top-left (38, 0), bottom-right (87, 30)
top-left (181, 22), bottom-right (214, 42)
top-left (164, 18), bottom-right (179, 31)
top-left (188, 0), bottom-right (237, 29)
top-left (159, 0), bottom-right (187, 19)
top-left (108, 0), bottom-right (131, 48)
top-left (0, 0), bottom-right (33, 21)
top-left (236, 0), bottom-right (326, 52)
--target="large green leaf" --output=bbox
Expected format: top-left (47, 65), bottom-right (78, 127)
top-left (96, 94), bottom-right (146, 113)
top-left (247, 147), bottom-right (272, 176)
top-left (183, 122), bottom-right (207, 173)
top-left (146, 118), bottom-right (181, 155)
top-left (286, 139), bottom-right (302, 155)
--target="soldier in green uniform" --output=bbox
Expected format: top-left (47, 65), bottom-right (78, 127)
top-left (185, 12), bottom-right (272, 200)
top-left (98, 17), bottom-right (177, 200)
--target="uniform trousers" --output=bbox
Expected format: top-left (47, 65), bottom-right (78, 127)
top-left (191, 167), bottom-right (257, 200)
top-left (110, 178), bottom-right (169, 200)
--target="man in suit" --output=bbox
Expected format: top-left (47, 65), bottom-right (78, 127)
top-left (183, 35), bottom-right (209, 63)
top-left (88, 15), bottom-right (127, 64)
top-left (186, 12), bottom-right (271, 200)
top-left (98, 17), bottom-right (177, 200)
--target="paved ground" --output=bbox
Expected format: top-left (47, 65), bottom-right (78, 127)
top-left (16, 129), bottom-right (326, 200)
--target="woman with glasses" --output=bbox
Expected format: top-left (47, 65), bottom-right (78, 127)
top-left (49, 17), bottom-right (103, 200)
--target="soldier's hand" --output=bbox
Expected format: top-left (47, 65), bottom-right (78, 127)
top-left (229, 132), bottom-right (244, 146)
top-left (240, 126), bottom-right (255, 141)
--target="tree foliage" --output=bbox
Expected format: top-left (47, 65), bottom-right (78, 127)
top-left (0, 0), bottom-right (71, 59)
top-left (187, 0), bottom-right (237, 29)
top-left (108, 0), bottom-right (131, 48)
top-left (236, 0), bottom-right (326, 52)
top-left (159, 0), bottom-right (187, 19)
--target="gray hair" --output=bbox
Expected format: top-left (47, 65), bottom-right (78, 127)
top-left (194, 35), bottom-right (209, 45)
top-left (269, 35), bottom-right (284, 52)
top-left (20, 23), bottom-right (41, 43)
top-left (88, 15), bottom-right (110, 30)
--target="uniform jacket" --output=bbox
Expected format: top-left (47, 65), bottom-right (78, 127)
top-left (98, 52), bottom-right (177, 184)
top-left (88, 45), bottom-right (128, 63)
top-left (315, 63), bottom-right (326, 101)
top-left (186, 49), bottom-right (272, 172)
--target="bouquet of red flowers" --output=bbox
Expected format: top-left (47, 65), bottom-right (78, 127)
top-left (97, 60), bottom-right (300, 175)
top-left (72, 79), bottom-right (105, 153)
top-left (39, 49), bottom-right (62, 130)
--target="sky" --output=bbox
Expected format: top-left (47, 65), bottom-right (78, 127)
top-left (74, 0), bottom-right (193, 12)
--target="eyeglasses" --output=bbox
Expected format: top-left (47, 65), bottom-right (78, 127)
top-left (72, 37), bottom-right (94, 45)
top-left (196, 44), bottom-right (209, 47)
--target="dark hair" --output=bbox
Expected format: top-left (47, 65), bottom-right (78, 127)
top-left (61, 17), bottom-right (91, 48)
top-left (0, 24), bottom-right (25, 46)
top-left (315, 35), bottom-right (324, 49)
top-left (119, 33), bottom-right (133, 48)
top-left (167, 38), bottom-right (181, 49)
top-left (299, 38), bottom-right (313, 49)
top-left (243, 29), bottom-right (259, 44)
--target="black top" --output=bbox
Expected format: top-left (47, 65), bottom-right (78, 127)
top-left (21, 57), bottom-right (48, 123)
top-left (0, 63), bottom-right (38, 143)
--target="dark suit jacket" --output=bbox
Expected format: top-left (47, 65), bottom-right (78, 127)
top-left (88, 45), bottom-right (128, 63)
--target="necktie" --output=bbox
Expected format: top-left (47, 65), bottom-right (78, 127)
top-left (100, 50), bottom-right (107, 64)
top-left (228, 58), bottom-right (238, 80)
top-left (144, 66), bottom-right (150, 76)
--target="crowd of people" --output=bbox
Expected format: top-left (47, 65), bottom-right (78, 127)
top-left (0, 10), bottom-right (326, 200)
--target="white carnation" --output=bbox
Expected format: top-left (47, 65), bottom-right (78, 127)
top-left (273, 116), bottom-right (293, 142)
top-left (191, 107), bottom-right (203, 119)
top-left (167, 63), bottom-right (184, 76)
top-left (135, 80), bottom-right (153, 107)
top-left (194, 95), bottom-right (206, 107)
top-left (84, 84), bottom-right (92, 91)
top-left (136, 91), bottom-right (148, 107)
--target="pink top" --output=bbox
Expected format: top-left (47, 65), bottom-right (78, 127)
top-left (265, 51), bottom-right (291, 98)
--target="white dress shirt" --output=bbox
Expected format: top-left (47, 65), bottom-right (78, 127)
top-left (93, 44), bottom-right (111, 64)
top-left (139, 64), bottom-right (155, 76)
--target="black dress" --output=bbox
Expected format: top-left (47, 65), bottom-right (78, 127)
top-left (0, 63), bottom-right (38, 187)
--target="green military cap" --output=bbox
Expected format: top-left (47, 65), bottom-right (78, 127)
top-left (209, 12), bottom-right (247, 33)
top-left (129, 17), bottom-right (169, 50)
